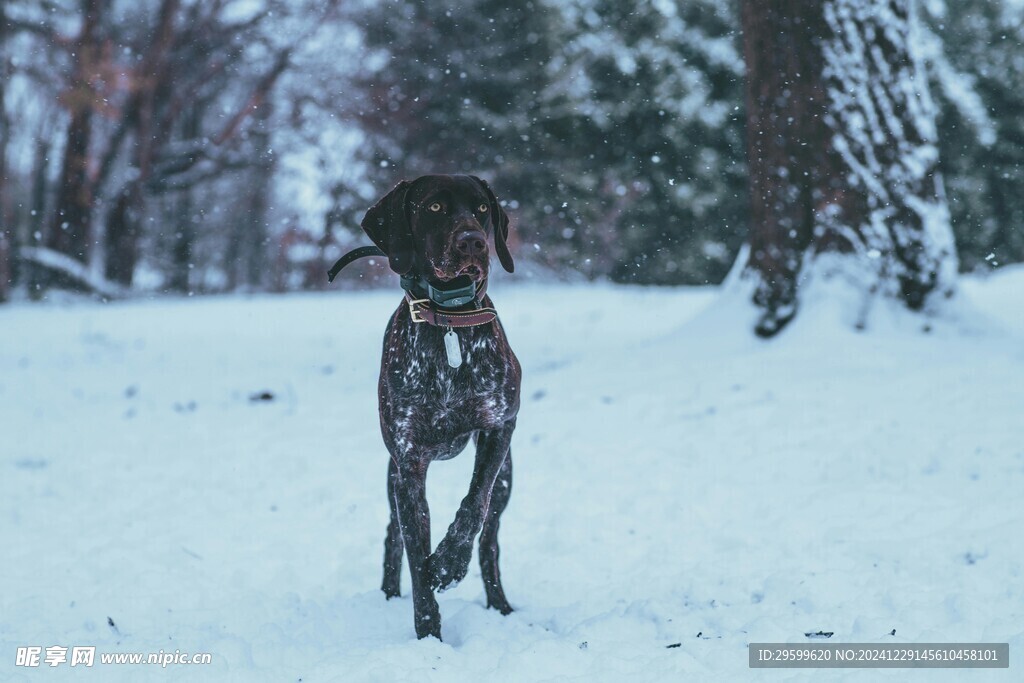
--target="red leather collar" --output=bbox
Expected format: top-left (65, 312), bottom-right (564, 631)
top-left (404, 279), bottom-right (496, 328)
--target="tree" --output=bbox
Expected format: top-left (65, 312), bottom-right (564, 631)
top-left (543, 0), bottom-right (747, 283)
top-left (0, 4), bottom-right (11, 302)
top-left (46, 0), bottom-right (105, 269)
top-left (740, 0), bottom-right (956, 336)
top-left (925, 0), bottom-right (1024, 272)
top-left (96, 0), bottom-right (297, 288)
top-left (350, 0), bottom-right (560, 264)
top-left (351, 0), bottom-right (750, 285)
top-left (5, 0), bottom-right (332, 293)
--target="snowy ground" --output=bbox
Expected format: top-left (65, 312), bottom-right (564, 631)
top-left (2, 268), bottom-right (1022, 681)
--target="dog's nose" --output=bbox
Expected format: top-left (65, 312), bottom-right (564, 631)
top-left (455, 230), bottom-right (487, 257)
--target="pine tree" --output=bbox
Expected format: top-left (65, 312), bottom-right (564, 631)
top-left (352, 0), bottom-right (749, 285)
top-left (542, 0), bottom-right (747, 283)
top-left (353, 0), bottom-right (556, 188)
top-left (926, 0), bottom-right (1024, 271)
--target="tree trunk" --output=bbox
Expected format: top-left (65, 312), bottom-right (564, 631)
top-left (47, 0), bottom-right (104, 269)
top-left (169, 105), bottom-right (201, 294)
top-left (245, 104), bottom-right (274, 290)
top-left (740, 0), bottom-right (956, 336)
top-left (822, 0), bottom-right (956, 308)
top-left (27, 131), bottom-right (54, 298)
top-left (48, 104), bottom-right (94, 262)
top-left (104, 187), bottom-right (139, 286)
top-left (104, 0), bottom-right (180, 287)
top-left (0, 238), bottom-right (8, 303)
top-left (0, 5), bottom-right (10, 302)
top-left (169, 192), bottom-right (194, 294)
top-left (740, 1), bottom-right (829, 336)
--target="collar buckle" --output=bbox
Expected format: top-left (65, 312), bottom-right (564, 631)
top-left (407, 298), bottom-right (430, 323)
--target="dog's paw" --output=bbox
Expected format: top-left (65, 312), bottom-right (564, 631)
top-left (426, 541), bottom-right (473, 592)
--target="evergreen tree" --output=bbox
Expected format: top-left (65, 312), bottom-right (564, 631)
top-left (543, 0), bottom-right (747, 283)
top-left (926, 0), bottom-right (1024, 271)
top-left (351, 0), bottom-right (748, 285)
top-left (353, 0), bottom-right (557, 201)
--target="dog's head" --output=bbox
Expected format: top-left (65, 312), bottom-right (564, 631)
top-left (360, 174), bottom-right (513, 282)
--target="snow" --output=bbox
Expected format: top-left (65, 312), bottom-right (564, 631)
top-left (18, 247), bottom-right (126, 300)
top-left (822, 0), bottom-right (959, 303)
top-left (2, 270), bottom-right (1022, 681)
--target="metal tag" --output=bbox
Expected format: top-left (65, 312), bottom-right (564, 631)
top-left (443, 329), bottom-right (463, 368)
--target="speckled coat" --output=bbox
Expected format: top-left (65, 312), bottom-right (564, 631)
top-left (378, 296), bottom-right (521, 640)
top-left (357, 174), bottom-right (521, 641)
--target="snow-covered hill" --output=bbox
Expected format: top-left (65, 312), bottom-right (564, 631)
top-left (2, 269), bottom-right (1022, 681)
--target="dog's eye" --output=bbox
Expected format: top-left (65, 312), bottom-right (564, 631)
top-left (477, 204), bottom-right (488, 213)
top-left (427, 202), bottom-right (442, 213)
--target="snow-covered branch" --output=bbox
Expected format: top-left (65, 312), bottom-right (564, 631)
top-left (20, 247), bottom-right (127, 299)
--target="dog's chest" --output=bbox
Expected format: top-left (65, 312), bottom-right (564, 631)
top-left (383, 321), bottom-right (518, 435)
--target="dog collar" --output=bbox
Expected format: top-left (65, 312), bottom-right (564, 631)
top-left (399, 273), bottom-right (479, 309)
top-left (401, 275), bottom-right (496, 328)
top-left (401, 274), bottom-right (477, 309)
top-left (326, 245), bottom-right (496, 328)
top-left (403, 293), bottom-right (497, 328)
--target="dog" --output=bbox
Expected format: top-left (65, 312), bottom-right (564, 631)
top-left (359, 175), bottom-right (521, 640)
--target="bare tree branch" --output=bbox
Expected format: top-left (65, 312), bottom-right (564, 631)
top-left (213, 47), bottom-right (292, 146)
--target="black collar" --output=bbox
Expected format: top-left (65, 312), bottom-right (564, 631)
top-left (327, 245), bottom-right (486, 310)
top-left (399, 274), bottom-right (481, 309)
top-left (327, 246), bottom-right (496, 328)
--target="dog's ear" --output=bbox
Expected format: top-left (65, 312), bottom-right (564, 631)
top-left (472, 176), bottom-right (514, 273)
top-left (360, 180), bottom-right (415, 275)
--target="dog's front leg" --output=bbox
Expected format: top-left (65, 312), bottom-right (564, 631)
top-left (479, 451), bottom-right (513, 614)
top-left (381, 457), bottom-right (404, 599)
top-left (427, 420), bottom-right (515, 592)
top-left (393, 458), bottom-right (442, 640)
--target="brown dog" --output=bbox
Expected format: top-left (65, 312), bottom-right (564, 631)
top-left (359, 175), bottom-right (521, 640)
